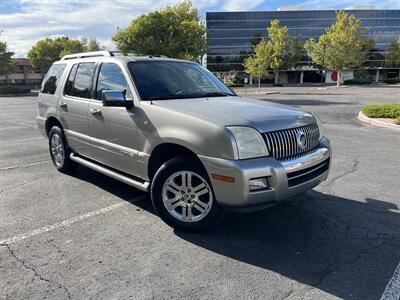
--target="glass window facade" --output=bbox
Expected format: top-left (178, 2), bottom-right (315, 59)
top-left (206, 10), bottom-right (400, 72)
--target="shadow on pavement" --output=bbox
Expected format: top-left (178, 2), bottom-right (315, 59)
top-left (175, 191), bottom-right (400, 299)
top-left (70, 166), bottom-right (400, 300)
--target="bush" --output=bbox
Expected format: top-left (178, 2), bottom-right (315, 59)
top-left (354, 69), bottom-right (369, 81)
top-left (0, 86), bottom-right (31, 95)
top-left (343, 79), bottom-right (372, 85)
top-left (273, 83), bottom-right (283, 87)
top-left (395, 117), bottom-right (400, 125)
top-left (226, 83), bottom-right (244, 87)
top-left (383, 79), bottom-right (400, 84)
top-left (362, 103), bottom-right (400, 119)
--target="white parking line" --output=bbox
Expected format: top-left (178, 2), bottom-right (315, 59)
top-left (0, 160), bottom-right (51, 171)
top-left (1, 137), bottom-right (43, 144)
top-left (381, 262), bottom-right (400, 300)
top-left (0, 201), bottom-right (135, 245)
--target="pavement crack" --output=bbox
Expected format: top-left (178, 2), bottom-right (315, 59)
top-left (0, 177), bottom-right (46, 194)
top-left (326, 159), bottom-right (360, 194)
top-left (280, 287), bottom-right (294, 300)
top-left (0, 243), bottom-right (71, 299)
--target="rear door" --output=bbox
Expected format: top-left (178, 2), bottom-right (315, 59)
top-left (88, 62), bottom-right (140, 176)
top-left (59, 62), bottom-right (96, 157)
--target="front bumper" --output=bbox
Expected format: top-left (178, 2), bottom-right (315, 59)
top-left (199, 137), bottom-right (331, 212)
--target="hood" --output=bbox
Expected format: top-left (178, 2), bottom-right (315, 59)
top-left (151, 96), bottom-right (316, 132)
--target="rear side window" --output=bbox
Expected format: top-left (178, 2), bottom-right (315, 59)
top-left (72, 63), bottom-right (95, 99)
top-left (41, 64), bottom-right (66, 94)
top-left (95, 63), bottom-right (130, 100)
top-left (64, 64), bottom-right (78, 96)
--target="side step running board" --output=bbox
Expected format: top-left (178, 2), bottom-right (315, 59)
top-left (70, 153), bottom-right (150, 192)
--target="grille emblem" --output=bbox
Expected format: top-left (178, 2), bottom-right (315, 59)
top-left (296, 131), bottom-right (306, 149)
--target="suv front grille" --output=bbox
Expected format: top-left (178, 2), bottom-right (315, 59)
top-left (264, 124), bottom-right (320, 161)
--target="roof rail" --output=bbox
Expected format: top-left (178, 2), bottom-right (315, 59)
top-left (61, 51), bottom-right (114, 60)
top-left (111, 51), bottom-right (168, 58)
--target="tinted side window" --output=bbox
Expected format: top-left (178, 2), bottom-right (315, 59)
top-left (72, 63), bottom-right (95, 99)
top-left (96, 63), bottom-right (130, 100)
top-left (41, 64), bottom-right (66, 94)
top-left (64, 64), bottom-right (78, 96)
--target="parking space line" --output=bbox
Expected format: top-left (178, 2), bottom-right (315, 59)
top-left (0, 137), bottom-right (43, 144)
top-left (0, 160), bottom-right (51, 171)
top-left (381, 262), bottom-right (400, 300)
top-left (0, 201), bottom-right (131, 245)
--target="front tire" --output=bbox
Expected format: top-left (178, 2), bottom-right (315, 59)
top-left (151, 157), bottom-right (223, 232)
top-left (48, 126), bottom-right (77, 173)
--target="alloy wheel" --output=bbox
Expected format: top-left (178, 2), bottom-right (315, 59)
top-left (50, 133), bottom-right (65, 167)
top-left (162, 171), bottom-right (213, 222)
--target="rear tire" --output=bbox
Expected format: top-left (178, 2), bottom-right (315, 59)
top-left (48, 126), bottom-right (77, 173)
top-left (151, 157), bottom-right (224, 232)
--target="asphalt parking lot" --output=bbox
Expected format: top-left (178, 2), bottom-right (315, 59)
top-left (1, 86), bottom-right (399, 299)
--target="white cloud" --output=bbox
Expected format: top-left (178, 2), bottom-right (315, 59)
top-left (223, 0), bottom-right (265, 11)
top-left (0, 0), bottom-right (191, 56)
top-left (2, 0), bottom-right (399, 57)
top-left (297, 0), bottom-right (400, 10)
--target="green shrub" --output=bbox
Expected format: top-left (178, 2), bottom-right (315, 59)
top-left (344, 79), bottom-right (372, 85)
top-left (382, 78), bottom-right (400, 84)
top-left (354, 69), bottom-right (369, 81)
top-left (0, 86), bottom-right (31, 95)
top-left (226, 82), bottom-right (244, 87)
top-left (395, 117), bottom-right (400, 125)
top-left (362, 103), bottom-right (400, 119)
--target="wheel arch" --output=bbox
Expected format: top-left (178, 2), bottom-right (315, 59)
top-left (45, 116), bottom-right (63, 137)
top-left (147, 143), bottom-right (206, 181)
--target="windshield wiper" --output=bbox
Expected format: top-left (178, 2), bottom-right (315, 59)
top-left (147, 95), bottom-right (190, 100)
top-left (202, 91), bottom-right (234, 97)
top-left (146, 91), bottom-right (234, 100)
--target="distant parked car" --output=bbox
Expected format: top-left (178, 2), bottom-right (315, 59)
top-left (37, 51), bottom-right (331, 231)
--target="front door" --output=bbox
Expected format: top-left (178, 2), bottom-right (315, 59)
top-left (59, 62), bottom-right (96, 157)
top-left (88, 62), bottom-right (139, 176)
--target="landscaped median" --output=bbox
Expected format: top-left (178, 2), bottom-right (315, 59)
top-left (0, 85), bottom-right (34, 97)
top-left (358, 103), bottom-right (400, 131)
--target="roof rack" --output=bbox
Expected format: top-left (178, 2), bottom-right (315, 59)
top-left (112, 51), bottom-right (168, 58)
top-left (61, 50), bottom-right (114, 60)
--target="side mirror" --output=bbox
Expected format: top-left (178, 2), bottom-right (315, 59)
top-left (101, 90), bottom-right (134, 109)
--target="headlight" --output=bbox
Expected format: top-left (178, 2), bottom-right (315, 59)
top-left (227, 126), bottom-right (269, 159)
top-left (314, 114), bottom-right (324, 140)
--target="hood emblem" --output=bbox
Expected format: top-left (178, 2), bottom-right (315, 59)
top-left (296, 131), bottom-right (306, 149)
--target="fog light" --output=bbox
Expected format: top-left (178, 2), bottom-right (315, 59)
top-left (249, 177), bottom-right (268, 192)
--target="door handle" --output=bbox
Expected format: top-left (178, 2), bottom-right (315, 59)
top-left (58, 102), bottom-right (67, 109)
top-left (90, 108), bottom-right (102, 115)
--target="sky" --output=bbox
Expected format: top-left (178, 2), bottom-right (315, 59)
top-left (1, 0), bottom-right (400, 57)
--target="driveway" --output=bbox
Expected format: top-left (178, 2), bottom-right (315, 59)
top-left (1, 86), bottom-right (399, 299)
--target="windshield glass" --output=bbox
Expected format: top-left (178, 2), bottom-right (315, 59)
top-left (127, 61), bottom-right (235, 100)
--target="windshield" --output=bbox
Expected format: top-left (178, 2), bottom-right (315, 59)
top-left (127, 61), bottom-right (235, 100)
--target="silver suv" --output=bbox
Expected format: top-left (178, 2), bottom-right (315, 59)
top-left (37, 51), bottom-right (331, 231)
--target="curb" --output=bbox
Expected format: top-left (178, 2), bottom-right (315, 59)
top-left (358, 111), bottom-right (400, 132)
top-left (0, 92), bottom-right (38, 97)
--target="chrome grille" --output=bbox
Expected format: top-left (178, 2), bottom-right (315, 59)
top-left (264, 124), bottom-right (320, 161)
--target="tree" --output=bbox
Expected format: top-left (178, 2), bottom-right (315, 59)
top-left (244, 39), bottom-right (273, 93)
top-left (290, 35), bottom-right (305, 68)
top-left (113, 1), bottom-right (207, 63)
top-left (0, 38), bottom-right (16, 85)
top-left (305, 11), bottom-right (372, 86)
top-left (386, 38), bottom-right (400, 68)
top-left (266, 20), bottom-right (293, 84)
top-left (28, 37), bottom-right (104, 74)
top-left (81, 37), bottom-right (105, 52)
